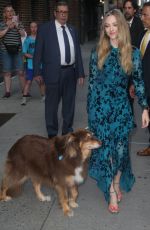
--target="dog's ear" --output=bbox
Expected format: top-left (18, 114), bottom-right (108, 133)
top-left (67, 134), bottom-right (76, 143)
top-left (65, 134), bottom-right (79, 158)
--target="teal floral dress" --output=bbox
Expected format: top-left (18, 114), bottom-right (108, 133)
top-left (87, 47), bottom-right (148, 202)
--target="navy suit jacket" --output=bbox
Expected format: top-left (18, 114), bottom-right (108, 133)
top-left (130, 16), bottom-right (144, 48)
top-left (33, 20), bottom-right (85, 84)
top-left (138, 30), bottom-right (150, 97)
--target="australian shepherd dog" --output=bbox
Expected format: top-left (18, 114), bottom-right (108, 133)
top-left (0, 129), bottom-right (101, 217)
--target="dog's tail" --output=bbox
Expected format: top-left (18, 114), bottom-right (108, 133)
top-left (7, 184), bottom-right (23, 198)
top-left (0, 180), bottom-right (24, 200)
top-left (0, 175), bottom-right (27, 201)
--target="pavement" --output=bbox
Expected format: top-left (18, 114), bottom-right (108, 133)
top-left (0, 41), bottom-right (150, 230)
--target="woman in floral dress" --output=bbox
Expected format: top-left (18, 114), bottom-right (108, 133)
top-left (87, 9), bottom-right (149, 213)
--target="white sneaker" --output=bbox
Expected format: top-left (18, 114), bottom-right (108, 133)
top-left (41, 95), bottom-right (45, 102)
top-left (21, 97), bottom-right (27, 105)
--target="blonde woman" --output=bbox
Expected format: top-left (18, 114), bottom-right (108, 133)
top-left (87, 9), bottom-right (149, 213)
top-left (0, 5), bottom-right (25, 97)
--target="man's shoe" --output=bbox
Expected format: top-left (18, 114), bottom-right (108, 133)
top-left (62, 130), bottom-right (73, 135)
top-left (137, 147), bottom-right (150, 156)
top-left (40, 95), bottom-right (45, 102)
top-left (62, 132), bottom-right (68, 136)
top-left (26, 93), bottom-right (32, 98)
top-left (48, 135), bottom-right (56, 139)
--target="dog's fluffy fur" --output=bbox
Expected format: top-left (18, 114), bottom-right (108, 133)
top-left (0, 129), bottom-right (101, 216)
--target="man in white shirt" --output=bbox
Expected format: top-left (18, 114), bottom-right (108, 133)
top-left (33, 1), bottom-right (85, 138)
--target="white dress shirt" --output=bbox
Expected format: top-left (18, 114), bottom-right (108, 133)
top-left (55, 20), bottom-right (75, 65)
top-left (128, 17), bottom-right (134, 27)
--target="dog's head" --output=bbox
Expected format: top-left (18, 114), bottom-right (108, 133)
top-left (70, 129), bottom-right (102, 161)
top-left (54, 129), bottom-right (101, 162)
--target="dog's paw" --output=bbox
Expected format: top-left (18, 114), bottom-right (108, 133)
top-left (69, 201), bottom-right (79, 208)
top-left (39, 195), bottom-right (51, 202)
top-left (2, 196), bottom-right (12, 201)
top-left (67, 209), bottom-right (74, 217)
top-left (63, 208), bottom-right (74, 217)
top-left (45, 195), bottom-right (51, 202)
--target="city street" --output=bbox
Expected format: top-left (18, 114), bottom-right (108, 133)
top-left (0, 41), bottom-right (149, 230)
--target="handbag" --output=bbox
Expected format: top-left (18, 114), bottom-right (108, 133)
top-left (4, 44), bottom-right (20, 54)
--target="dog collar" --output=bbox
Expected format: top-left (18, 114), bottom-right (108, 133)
top-left (58, 154), bottom-right (63, 161)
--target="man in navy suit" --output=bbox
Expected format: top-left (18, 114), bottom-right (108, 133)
top-left (137, 2), bottom-right (150, 156)
top-left (33, 1), bottom-right (85, 138)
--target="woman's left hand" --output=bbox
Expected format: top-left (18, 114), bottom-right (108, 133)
top-left (142, 109), bottom-right (149, 128)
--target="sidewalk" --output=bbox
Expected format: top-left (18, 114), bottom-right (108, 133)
top-left (0, 41), bottom-right (150, 230)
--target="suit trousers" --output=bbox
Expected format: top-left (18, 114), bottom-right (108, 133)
top-left (45, 66), bottom-right (77, 136)
top-left (147, 97), bottom-right (150, 145)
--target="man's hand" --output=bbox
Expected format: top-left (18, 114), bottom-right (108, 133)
top-left (129, 84), bottom-right (135, 98)
top-left (78, 77), bottom-right (84, 86)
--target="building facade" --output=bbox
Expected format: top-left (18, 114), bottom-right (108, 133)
top-left (0, 0), bottom-right (147, 43)
top-left (0, 0), bottom-right (101, 43)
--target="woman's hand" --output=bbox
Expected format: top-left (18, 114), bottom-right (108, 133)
top-left (142, 109), bottom-right (149, 128)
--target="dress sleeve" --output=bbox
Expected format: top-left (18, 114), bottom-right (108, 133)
top-left (87, 49), bottom-right (97, 113)
top-left (132, 48), bottom-right (148, 109)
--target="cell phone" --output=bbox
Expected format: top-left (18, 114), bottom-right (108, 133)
top-left (12, 16), bottom-right (18, 23)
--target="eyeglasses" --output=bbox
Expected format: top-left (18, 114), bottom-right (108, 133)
top-left (56, 10), bottom-right (69, 15)
top-left (141, 13), bottom-right (150, 17)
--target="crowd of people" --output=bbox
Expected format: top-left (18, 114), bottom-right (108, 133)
top-left (0, 5), bottom-right (45, 104)
top-left (0, 0), bottom-right (150, 214)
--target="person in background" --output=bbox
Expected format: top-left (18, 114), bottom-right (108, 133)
top-left (137, 2), bottom-right (150, 156)
top-left (123, 0), bottom-right (144, 47)
top-left (87, 9), bottom-right (149, 213)
top-left (21, 22), bottom-right (45, 105)
top-left (33, 1), bottom-right (85, 138)
top-left (123, 0), bottom-right (145, 117)
top-left (0, 5), bottom-right (25, 98)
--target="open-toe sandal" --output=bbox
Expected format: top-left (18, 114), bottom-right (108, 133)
top-left (108, 191), bottom-right (119, 214)
top-left (108, 204), bottom-right (119, 214)
top-left (114, 182), bottom-right (122, 203)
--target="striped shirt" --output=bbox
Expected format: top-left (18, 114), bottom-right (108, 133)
top-left (0, 21), bottom-right (24, 51)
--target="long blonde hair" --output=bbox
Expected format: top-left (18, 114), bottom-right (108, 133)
top-left (97, 9), bottom-right (133, 74)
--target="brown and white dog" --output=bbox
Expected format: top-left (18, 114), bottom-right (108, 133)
top-left (0, 129), bottom-right (101, 217)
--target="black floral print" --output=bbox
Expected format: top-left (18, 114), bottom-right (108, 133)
top-left (87, 47), bottom-right (148, 202)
